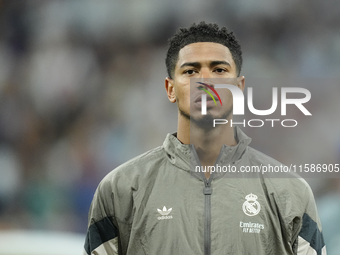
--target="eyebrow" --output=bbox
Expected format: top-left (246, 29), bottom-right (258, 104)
top-left (179, 60), bottom-right (231, 69)
top-left (180, 62), bottom-right (201, 69)
top-left (210, 61), bottom-right (231, 67)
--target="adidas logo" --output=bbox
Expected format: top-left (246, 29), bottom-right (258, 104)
top-left (157, 206), bottom-right (173, 220)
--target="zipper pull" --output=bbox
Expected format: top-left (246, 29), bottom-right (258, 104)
top-left (203, 180), bottom-right (212, 195)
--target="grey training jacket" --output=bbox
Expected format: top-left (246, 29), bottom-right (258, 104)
top-left (84, 127), bottom-right (326, 255)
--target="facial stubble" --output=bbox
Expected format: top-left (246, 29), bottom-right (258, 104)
top-left (177, 97), bottom-right (232, 130)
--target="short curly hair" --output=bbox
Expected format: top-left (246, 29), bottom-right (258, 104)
top-left (166, 22), bottom-right (243, 79)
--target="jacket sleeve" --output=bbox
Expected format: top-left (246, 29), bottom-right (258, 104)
top-left (296, 184), bottom-right (326, 255)
top-left (84, 178), bottom-right (119, 255)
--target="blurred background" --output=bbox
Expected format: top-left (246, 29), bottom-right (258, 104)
top-left (0, 0), bottom-right (339, 254)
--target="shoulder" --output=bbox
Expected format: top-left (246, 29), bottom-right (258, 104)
top-left (98, 144), bottom-right (167, 193)
top-left (246, 146), bottom-right (283, 166)
top-left (245, 146), bottom-right (313, 215)
top-left (92, 144), bottom-right (170, 224)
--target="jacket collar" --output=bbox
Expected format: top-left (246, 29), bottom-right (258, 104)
top-left (163, 126), bottom-right (252, 176)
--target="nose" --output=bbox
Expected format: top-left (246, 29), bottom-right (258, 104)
top-left (199, 67), bottom-right (213, 79)
top-left (196, 81), bottom-right (215, 91)
top-left (198, 69), bottom-right (215, 89)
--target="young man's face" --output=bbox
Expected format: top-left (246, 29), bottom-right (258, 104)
top-left (165, 42), bottom-right (244, 127)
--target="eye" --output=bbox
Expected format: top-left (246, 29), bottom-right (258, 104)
top-left (214, 68), bottom-right (227, 73)
top-left (183, 69), bottom-right (197, 75)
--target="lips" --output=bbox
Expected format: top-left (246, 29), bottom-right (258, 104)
top-left (194, 94), bottom-right (218, 103)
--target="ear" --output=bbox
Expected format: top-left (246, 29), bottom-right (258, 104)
top-left (237, 76), bottom-right (245, 92)
top-left (165, 77), bottom-right (176, 103)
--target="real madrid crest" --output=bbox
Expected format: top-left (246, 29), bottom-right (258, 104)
top-left (242, 193), bottom-right (261, 216)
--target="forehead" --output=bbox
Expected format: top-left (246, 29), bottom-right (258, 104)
top-left (176, 42), bottom-right (235, 68)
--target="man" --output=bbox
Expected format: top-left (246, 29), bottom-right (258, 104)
top-left (84, 22), bottom-right (326, 255)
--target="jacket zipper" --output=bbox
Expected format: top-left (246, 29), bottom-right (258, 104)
top-left (203, 178), bottom-right (212, 255)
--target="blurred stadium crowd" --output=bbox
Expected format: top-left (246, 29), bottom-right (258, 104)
top-left (0, 1), bottom-right (339, 253)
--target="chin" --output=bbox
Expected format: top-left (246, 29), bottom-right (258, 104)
top-left (190, 114), bottom-right (215, 129)
top-left (190, 107), bottom-right (233, 129)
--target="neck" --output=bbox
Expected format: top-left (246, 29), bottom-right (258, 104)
top-left (177, 114), bottom-right (237, 177)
